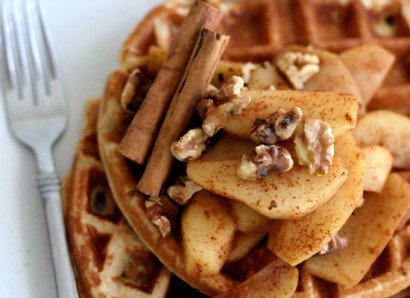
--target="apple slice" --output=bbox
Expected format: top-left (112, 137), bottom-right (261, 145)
top-left (226, 232), bottom-right (267, 263)
top-left (339, 44), bottom-right (395, 106)
top-left (267, 133), bottom-right (365, 265)
top-left (247, 62), bottom-right (290, 90)
top-left (279, 46), bottom-right (363, 114)
top-left (228, 200), bottom-right (272, 233)
top-left (224, 89), bottom-right (357, 140)
top-left (181, 190), bottom-right (236, 277)
top-left (216, 259), bottom-right (299, 298)
top-left (304, 173), bottom-right (410, 286)
top-left (362, 146), bottom-right (393, 192)
top-left (187, 136), bottom-right (348, 219)
top-left (353, 110), bottom-right (410, 169)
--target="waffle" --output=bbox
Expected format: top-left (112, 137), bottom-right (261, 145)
top-left (63, 102), bottom-right (410, 297)
top-left (62, 99), bottom-right (172, 297)
top-left (98, 69), bottom-right (239, 295)
top-left (121, 0), bottom-right (410, 116)
top-left (84, 0), bottom-right (410, 296)
top-left (63, 99), bottom-right (209, 297)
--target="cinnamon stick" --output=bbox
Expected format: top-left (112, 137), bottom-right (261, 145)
top-left (119, 1), bottom-right (223, 165)
top-left (137, 28), bottom-right (230, 197)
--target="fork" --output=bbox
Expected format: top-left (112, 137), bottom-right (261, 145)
top-left (0, 0), bottom-right (78, 297)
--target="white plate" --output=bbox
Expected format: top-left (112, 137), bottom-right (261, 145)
top-left (0, 1), bottom-right (162, 297)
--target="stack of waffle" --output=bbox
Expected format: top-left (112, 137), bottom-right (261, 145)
top-left (63, 0), bottom-right (410, 297)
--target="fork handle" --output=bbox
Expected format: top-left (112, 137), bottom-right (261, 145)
top-left (38, 173), bottom-right (79, 298)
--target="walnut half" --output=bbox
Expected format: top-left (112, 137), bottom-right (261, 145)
top-left (251, 107), bottom-right (303, 145)
top-left (294, 119), bottom-right (335, 175)
top-left (237, 145), bottom-right (294, 181)
top-left (200, 76), bottom-right (251, 137)
top-left (276, 51), bottom-right (320, 90)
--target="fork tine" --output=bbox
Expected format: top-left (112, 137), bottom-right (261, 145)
top-left (1, 0), bottom-right (19, 94)
top-left (35, 0), bottom-right (58, 81)
top-left (27, 0), bottom-right (65, 107)
top-left (24, 0), bottom-right (43, 83)
top-left (25, 0), bottom-right (50, 101)
top-left (0, 1), bottom-right (5, 89)
top-left (26, 0), bottom-right (57, 93)
top-left (10, 0), bottom-right (35, 101)
top-left (2, 0), bottom-right (65, 111)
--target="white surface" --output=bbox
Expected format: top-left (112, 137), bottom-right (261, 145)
top-left (0, 1), bottom-right (162, 297)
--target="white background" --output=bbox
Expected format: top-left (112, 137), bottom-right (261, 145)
top-left (0, 0), bottom-right (162, 297)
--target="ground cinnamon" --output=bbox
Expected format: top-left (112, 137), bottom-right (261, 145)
top-left (119, 1), bottom-right (223, 165)
top-left (137, 28), bottom-right (230, 197)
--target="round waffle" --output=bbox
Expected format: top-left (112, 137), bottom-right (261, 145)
top-left (98, 69), bottom-right (239, 295)
top-left (64, 99), bottom-right (211, 297)
top-left (93, 0), bottom-right (410, 296)
top-left (63, 99), bottom-right (172, 297)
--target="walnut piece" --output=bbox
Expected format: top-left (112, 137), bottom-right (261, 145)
top-left (152, 217), bottom-right (171, 239)
top-left (237, 145), bottom-right (294, 181)
top-left (120, 69), bottom-right (152, 113)
top-left (246, 61), bottom-right (279, 91)
top-left (220, 75), bottom-right (244, 98)
top-left (241, 62), bottom-right (257, 84)
top-left (202, 95), bottom-right (251, 136)
top-left (317, 235), bottom-right (348, 255)
top-left (276, 51), bottom-right (320, 90)
top-left (171, 128), bottom-right (208, 162)
top-left (273, 107), bottom-right (303, 140)
top-left (250, 107), bottom-right (302, 144)
top-left (145, 195), bottom-right (179, 238)
top-left (250, 119), bottom-right (277, 145)
top-left (294, 119), bottom-right (335, 175)
top-left (201, 76), bottom-right (251, 137)
top-left (205, 75), bottom-right (246, 102)
top-left (167, 176), bottom-right (202, 205)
